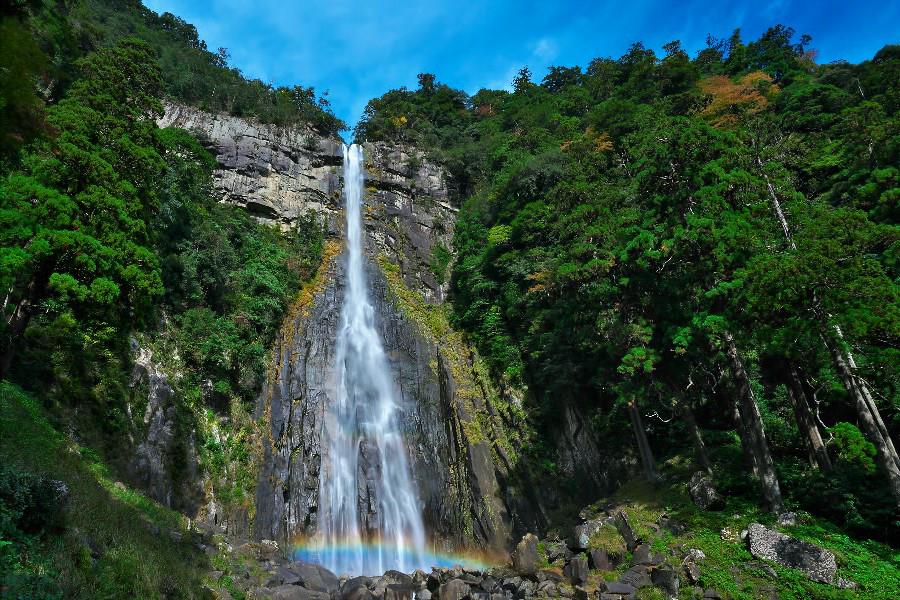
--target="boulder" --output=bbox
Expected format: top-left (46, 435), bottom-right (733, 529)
top-left (511, 533), bottom-right (540, 576)
top-left (267, 564), bottom-right (301, 586)
top-left (589, 548), bottom-right (614, 571)
top-left (572, 519), bottom-right (604, 549)
top-left (383, 570), bottom-right (414, 586)
top-left (501, 576), bottom-right (521, 592)
top-left (384, 583), bottom-right (417, 600)
top-left (439, 579), bottom-right (471, 600)
top-left (601, 581), bottom-right (637, 596)
top-left (518, 580), bottom-right (536, 597)
top-left (270, 585), bottom-right (330, 600)
top-left (340, 587), bottom-right (375, 600)
top-left (619, 565), bottom-right (652, 588)
top-left (651, 566), bottom-right (680, 598)
top-left (745, 523), bottom-right (837, 583)
top-left (614, 512), bottom-right (639, 551)
top-left (563, 554), bottom-right (589, 585)
top-left (777, 511), bottom-right (798, 526)
top-left (415, 589), bottom-right (432, 600)
top-left (631, 544), bottom-right (663, 566)
top-left (536, 580), bottom-right (558, 596)
top-left (688, 471), bottom-right (723, 511)
top-left (546, 540), bottom-right (574, 563)
top-left (291, 562), bottom-right (340, 593)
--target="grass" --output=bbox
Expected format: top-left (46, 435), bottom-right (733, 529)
top-left (579, 471), bottom-right (900, 600)
top-left (0, 381), bottom-right (208, 598)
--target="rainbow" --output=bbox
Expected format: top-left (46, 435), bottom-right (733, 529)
top-left (290, 537), bottom-right (503, 576)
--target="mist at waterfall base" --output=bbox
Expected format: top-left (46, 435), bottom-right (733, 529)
top-left (300, 144), bottom-right (483, 576)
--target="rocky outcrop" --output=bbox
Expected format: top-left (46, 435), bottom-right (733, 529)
top-left (364, 142), bottom-right (457, 304)
top-left (158, 103), bottom-right (344, 225)
top-left (126, 341), bottom-right (202, 516)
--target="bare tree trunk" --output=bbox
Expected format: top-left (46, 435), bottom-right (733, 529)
top-left (786, 365), bottom-right (832, 472)
top-left (683, 405), bottom-right (712, 474)
top-left (825, 336), bottom-right (900, 508)
top-left (628, 399), bottom-right (658, 481)
top-left (732, 398), bottom-right (760, 477)
top-left (724, 331), bottom-right (785, 513)
top-left (756, 152), bottom-right (900, 502)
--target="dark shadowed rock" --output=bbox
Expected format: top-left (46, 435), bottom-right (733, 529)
top-left (631, 544), bottom-right (663, 566)
top-left (651, 566), bottom-right (680, 598)
top-left (589, 548), bottom-right (614, 571)
top-left (688, 471), bottom-right (723, 511)
top-left (602, 580), bottom-right (637, 596)
top-left (267, 564), bottom-right (300, 586)
top-left (746, 523), bottom-right (837, 583)
top-left (563, 554), bottom-right (589, 585)
top-left (619, 565), bottom-right (652, 588)
top-left (384, 583), bottom-right (417, 600)
top-left (270, 585), bottom-right (330, 600)
top-left (614, 512), bottom-right (639, 551)
top-left (512, 533), bottom-right (540, 576)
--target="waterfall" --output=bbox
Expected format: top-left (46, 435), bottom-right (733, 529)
top-left (318, 143), bottom-right (427, 575)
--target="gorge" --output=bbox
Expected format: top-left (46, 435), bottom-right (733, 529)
top-left (1, 2), bottom-right (899, 599)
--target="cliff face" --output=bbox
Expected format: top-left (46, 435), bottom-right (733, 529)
top-left (145, 104), bottom-right (616, 552)
top-left (157, 103), bottom-right (344, 226)
top-left (154, 104), bottom-right (520, 550)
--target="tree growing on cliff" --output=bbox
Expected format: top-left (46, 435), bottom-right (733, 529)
top-left (0, 38), bottom-right (164, 375)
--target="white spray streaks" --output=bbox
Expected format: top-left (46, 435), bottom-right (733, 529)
top-left (317, 144), bottom-right (427, 575)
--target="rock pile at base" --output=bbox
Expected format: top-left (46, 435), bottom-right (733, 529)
top-left (205, 508), bottom-right (854, 599)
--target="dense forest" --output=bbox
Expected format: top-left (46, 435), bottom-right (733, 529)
top-left (1, 0), bottom-right (899, 597)
top-left (1, 0), bottom-right (331, 595)
top-left (355, 27), bottom-right (900, 538)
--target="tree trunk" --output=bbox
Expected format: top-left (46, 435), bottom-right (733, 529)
top-left (756, 151), bottom-right (900, 498)
top-left (786, 365), bottom-right (832, 472)
top-left (732, 397), bottom-right (760, 477)
top-left (825, 335), bottom-right (900, 509)
top-left (724, 331), bottom-right (785, 513)
top-left (683, 405), bottom-right (712, 474)
top-left (628, 399), bottom-right (658, 481)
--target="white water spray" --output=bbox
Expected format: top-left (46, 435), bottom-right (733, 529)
top-left (317, 144), bottom-right (427, 575)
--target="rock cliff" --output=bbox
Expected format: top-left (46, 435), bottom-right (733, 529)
top-left (155, 104), bottom-right (527, 551)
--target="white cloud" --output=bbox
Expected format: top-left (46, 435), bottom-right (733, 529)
top-left (531, 37), bottom-right (558, 62)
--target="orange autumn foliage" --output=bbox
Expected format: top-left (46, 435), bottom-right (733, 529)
top-left (699, 71), bottom-right (779, 128)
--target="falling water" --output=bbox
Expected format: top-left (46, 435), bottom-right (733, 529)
top-left (317, 144), bottom-right (427, 575)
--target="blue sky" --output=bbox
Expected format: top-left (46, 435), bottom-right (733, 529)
top-left (143, 0), bottom-right (900, 130)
